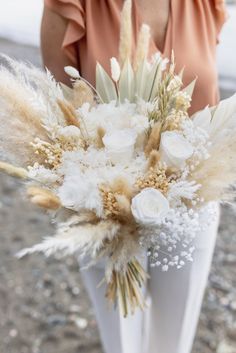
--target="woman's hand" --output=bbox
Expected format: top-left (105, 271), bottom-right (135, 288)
top-left (41, 5), bottom-right (74, 85)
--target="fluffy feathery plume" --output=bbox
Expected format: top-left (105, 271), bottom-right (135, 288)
top-left (167, 180), bottom-right (201, 202)
top-left (114, 194), bottom-right (132, 221)
top-left (111, 177), bottom-right (133, 200)
top-left (0, 161), bottom-right (28, 179)
top-left (1, 55), bottom-right (64, 103)
top-left (145, 122), bottom-right (162, 155)
top-left (27, 186), bottom-right (61, 210)
top-left (17, 219), bottom-right (120, 258)
top-left (0, 73), bottom-right (50, 166)
top-left (191, 135), bottom-right (236, 202)
top-left (107, 226), bottom-right (141, 272)
top-left (134, 24), bottom-right (151, 70)
top-left (119, 0), bottom-right (133, 67)
top-left (0, 56), bottom-right (66, 128)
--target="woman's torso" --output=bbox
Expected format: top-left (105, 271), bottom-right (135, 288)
top-left (44, 0), bottom-right (227, 114)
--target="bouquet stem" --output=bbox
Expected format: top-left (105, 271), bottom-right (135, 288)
top-left (106, 259), bottom-right (149, 317)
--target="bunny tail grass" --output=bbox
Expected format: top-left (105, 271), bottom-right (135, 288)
top-left (0, 161), bottom-right (28, 179)
top-left (27, 186), bottom-right (61, 210)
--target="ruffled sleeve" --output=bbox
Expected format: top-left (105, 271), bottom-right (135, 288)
top-left (44, 0), bottom-right (85, 64)
top-left (213, 0), bottom-right (228, 42)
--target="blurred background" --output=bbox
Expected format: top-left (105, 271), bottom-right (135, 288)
top-left (0, 1), bottom-right (236, 353)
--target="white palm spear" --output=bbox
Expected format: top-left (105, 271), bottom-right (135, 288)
top-left (193, 93), bottom-right (236, 143)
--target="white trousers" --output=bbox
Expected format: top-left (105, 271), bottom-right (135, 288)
top-left (80, 204), bottom-right (220, 353)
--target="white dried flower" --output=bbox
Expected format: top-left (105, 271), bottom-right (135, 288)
top-left (57, 126), bottom-right (81, 138)
top-left (64, 66), bottom-right (80, 79)
top-left (131, 188), bottom-right (170, 226)
top-left (160, 131), bottom-right (194, 169)
top-left (102, 129), bottom-right (137, 164)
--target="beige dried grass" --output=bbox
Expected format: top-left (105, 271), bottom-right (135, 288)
top-left (106, 258), bottom-right (148, 317)
top-left (57, 99), bottom-right (80, 128)
top-left (134, 24), bottom-right (151, 70)
top-left (147, 150), bottom-right (161, 170)
top-left (145, 122), bottom-right (162, 155)
top-left (111, 177), bottom-right (133, 200)
top-left (0, 72), bottom-right (50, 166)
top-left (0, 161), bottom-right (28, 179)
top-left (191, 135), bottom-right (236, 202)
top-left (119, 0), bottom-right (133, 67)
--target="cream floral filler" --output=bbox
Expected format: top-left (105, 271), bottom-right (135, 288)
top-left (0, 0), bottom-right (236, 316)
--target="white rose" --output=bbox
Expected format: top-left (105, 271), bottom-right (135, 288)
top-left (160, 131), bottom-right (193, 169)
top-left (131, 188), bottom-right (170, 226)
top-left (102, 129), bottom-right (137, 164)
top-left (57, 125), bottom-right (81, 138)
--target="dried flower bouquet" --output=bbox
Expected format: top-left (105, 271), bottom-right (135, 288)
top-left (0, 0), bottom-right (236, 316)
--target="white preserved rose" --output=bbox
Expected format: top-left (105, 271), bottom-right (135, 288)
top-left (131, 188), bottom-right (170, 226)
top-left (102, 129), bottom-right (137, 164)
top-left (160, 131), bottom-right (193, 168)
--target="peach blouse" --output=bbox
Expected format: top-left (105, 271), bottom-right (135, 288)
top-left (44, 0), bottom-right (227, 114)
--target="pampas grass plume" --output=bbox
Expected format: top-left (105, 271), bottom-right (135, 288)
top-left (112, 177), bottom-right (133, 200)
top-left (115, 194), bottom-right (132, 221)
top-left (119, 0), bottom-right (132, 67)
top-left (134, 24), bottom-right (151, 70)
